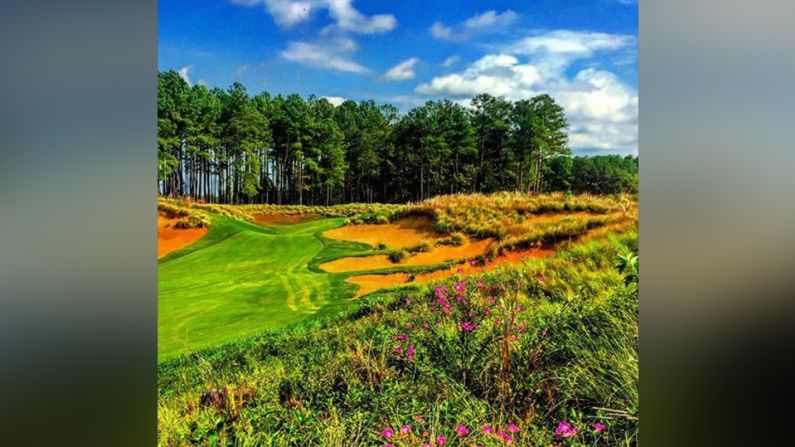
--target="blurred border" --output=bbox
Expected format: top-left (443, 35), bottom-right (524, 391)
top-left (1, 1), bottom-right (794, 446)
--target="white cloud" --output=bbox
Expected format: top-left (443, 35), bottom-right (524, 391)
top-left (232, 0), bottom-right (396, 34)
top-left (383, 57), bottom-right (419, 81)
top-left (430, 10), bottom-right (519, 41)
top-left (441, 55), bottom-right (460, 68)
top-left (323, 96), bottom-right (346, 106)
top-left (177, 65), bottom-right (192, 85)
top-left (415, 30), bottom-right (638, 153)
top-left (281, 38), bottom-right (368, 73)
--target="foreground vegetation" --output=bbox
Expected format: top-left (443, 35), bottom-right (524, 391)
top-left (158, 192), bottom-right (638, 446)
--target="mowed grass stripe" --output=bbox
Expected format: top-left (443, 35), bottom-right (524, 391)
top-left (158, 215), bottom-right (364, 361)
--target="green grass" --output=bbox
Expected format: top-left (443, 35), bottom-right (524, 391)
top-left (158, 214), bottom-right (371, 361)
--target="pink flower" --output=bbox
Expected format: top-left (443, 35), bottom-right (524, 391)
top-left (482, 425), bottom-right (494, 434)
top-left (507, 423), bottom-right (520, 433)
top-left (460, 321), bottom-right (477, 332)
top-left (454, 281), bottom-right (466, 293)
top-left (400, 424), bottom-right (412, 434)
top-left (455, 424), bottom-right (469, 436)
top-left (393, 334), bottom-right (408, 341)
top-left (469, 259), bottom-right (479, 266)
top-left (383, 444), bottom-right (393, 447)
top-left (457, 268), bottom-right (464, 273)
top-left (394, 345), bottom-right (403, 355)
top-left (415, 415), bottom-right (425, 422)
top-left (436, 436), bottom-right (447, 445)
top-left (593, 423), bottom-right (606, 432)
top-left (477, 280), bottom-right (484, 288)
top-left (555, 421), bottom-right (580, 438)
top-left (382, 428), bottom-right (394, 438)
top-left (489, 296), bottom-right (496, 305)
top-left (539, 275), bottom-right (547, 284)
top-left (497, 431), bottom-right (514, 444)
top-left (422, 444), bottom-right (431, 447)
top-left (407, 344), bottom-right (416, 362)
top-left (406, 297), bottom-right (413, 305)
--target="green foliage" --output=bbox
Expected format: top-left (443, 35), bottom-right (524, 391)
top-left (158, 71), bottom-right (637, 205)
top-left (406, 242), bottom-right (431, 253)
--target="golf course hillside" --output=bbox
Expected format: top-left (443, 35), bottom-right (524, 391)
top-left (158, 193), bottom-right (635, 361)
top-left (157, 193), bottom-right (638, 446)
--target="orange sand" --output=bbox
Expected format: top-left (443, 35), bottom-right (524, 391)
top-left (322, 217), bottom-right (438, 249)
top-left (347, 244), bottom-right (556, 297)
top-left (158, 216), bottom-right (208, 259)
top-left (254, 213), bottom-right (322, 225)
top-left (320, 238), bottom-right (495, 273)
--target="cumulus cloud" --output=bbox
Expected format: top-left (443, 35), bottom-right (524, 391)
top-left (383, 57), bottom-right (419, 81)
top-left (441, 55), bottom-right (460, 68)
top-left (415, 30), bottom-right (638, 153)
top-left (430, 10), bottom-right (519, 41)
top-left (281, 38), bottom-right (368, 73)
top-left (232, 0), bottom-right (396, 34)
top-left (322, 96), bottom-right (346, 106)
top-left (177, 65), bottom-right (192, 85)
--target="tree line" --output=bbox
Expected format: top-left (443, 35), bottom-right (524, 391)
top-left (158, 70), bottom-right (637, 205)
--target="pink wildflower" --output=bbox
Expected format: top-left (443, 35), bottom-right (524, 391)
top-left (455, 424), bottom-right (469, 436)
top-left (593, 423), bottom-right (606, 432)
top-left (482, 425), bottom-right (494, 434)
top-left (406, 297), bottom-right (413, 305)
top-left (407, 344), bottom-right (415, 362)
top-left (383, 444), bottom-right (393, 447)
top-left (555, 421), bottom-right (580, 438)
top-left (539, 275), bottom-right (547, 284)
top-left (477, 279), bottom-right (484, 288)
top-left (457, 268), bottom-right (464, 273)
top-left (497, 431), bottom-right (514, 444)
top-left (422, 444), bottom-right (431, 447)
top-left (469, 259), bottom-right (478, 266)
top-left (400, 424), bottom-right (412, 434)
top-left (394, 345), bottom-right (403, 355)
top-left (460, 321), bottom-right (477, 332)
top-left (507, 423), bottom-right (520, 433)
top-left (489, 296), bottom-right (496, 305)
top-left (436, 436), bottom-right (447, 445)
top-left (454, 281), bottom-right (466, 293)
top-left (393, 334), bottom-right (408, 341)
top-left (382, 428), bottom-right (394, 438)
top-left (416, 415), bottom-right (425, 422)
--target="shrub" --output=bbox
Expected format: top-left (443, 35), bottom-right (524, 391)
top-left (388, 249), bottom-right (408, 263)
top-left (407, 242), bottom-right (431, 253)
top-left (376, 243), bottom-right (388, 250)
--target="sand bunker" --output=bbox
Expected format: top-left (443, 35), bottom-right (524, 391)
top-left (320, 237), bottom-right (495, 273)
top-left (323, 216), bottom-right (438, 249)
top-left (158, 216), bottom-right (208, 259)
top-left (347, 244), bottom-right (556, 297)
top-left (254, 213), bottom-right (322, 225)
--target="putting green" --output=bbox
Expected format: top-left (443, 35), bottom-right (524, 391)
top-left (157, 215), bottom-right (368, 360)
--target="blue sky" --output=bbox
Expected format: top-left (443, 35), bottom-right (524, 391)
top-left (159, 0), bottom-right (637, 155)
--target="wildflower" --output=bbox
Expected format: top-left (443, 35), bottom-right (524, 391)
top-left (497, 431), bottom-right (514, 444)
top-left (393, 334), bottom-right (408, 341)
top-left (423, 322), bottom-right (430, 329)
top-left (383, 444), bottom-right (393, 447)
top-left (477, 279), bottom-right (484, 288)
top-left (593, 423), bottom-right (606, 432)
top-left (455, 424), bottom-right (469, 436)
top-left (460, 321), bottom-right (477, 332)
top-left (421, 444), bottom-right (431, 447)
top-left (394, 345), bottom-right (403, 355)
top-left (416, 415), bottom-right (425, 422)
top-left (407, 344), bottom-right (416, 362)
top-left (436, 436), bottom-right (447, 445)
top-left (539, 275), bottom-right (547, 284)
top-left (489, 296), bottom-right (496, 305)
top-left (405, 322), bottom-right (413, 329)
top-left (516, 326), bottom-right (527, 333)
top-left (454, 281), bottom-right (466, 293)
top-left (457, 268), bottom-right (464, 274)
top-left (555, 421), bottom-right (579, 438)
top-left (482, 425), bottom-right (494, 434)
top-left (507, 423), bottom-right (520, 433)
top-left (406, 297), bottom-right (413, 305)
top-left (401, 424), bottom-right (412, 434)
top-left (469, 259), bottom-right (478, 266)
top-left (382, 428), bottom-right (394, 438)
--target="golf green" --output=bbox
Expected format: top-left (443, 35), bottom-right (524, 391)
top-left (157, 215), bottom-right (368, 360)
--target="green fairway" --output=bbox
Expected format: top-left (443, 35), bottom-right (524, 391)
top-left (158, 214), bottom-right (369, 360)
